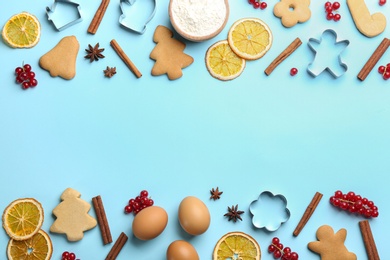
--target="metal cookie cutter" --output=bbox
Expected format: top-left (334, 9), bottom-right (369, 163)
top-left (46, 0), bottom-right (82, 31)
top-left (249, 191), bottom-right (290, 232)
top-left (119, 0), bottom-right (156, 34)
top-left (307, 29), bottom-right (350, 78)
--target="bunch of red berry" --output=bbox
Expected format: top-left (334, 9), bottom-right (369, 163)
top-left (248, 0), bottom-right (267, 10)
top-left (15, 63), bottom-right (38, 90)
top-left (329, 190), bottom-right (379, 218)
top-left (379, 0), bottom-right (386, 6)
top-left (377, 63), bottom-right (390, 80)
top-left (61, 251), bottom-right (79, 260)
top-left (324, 1), bottom-right (341, 21)
top-left (268, 237), bottom-right (299, 260)
top-left (124, 190), bottom-right (154, 215)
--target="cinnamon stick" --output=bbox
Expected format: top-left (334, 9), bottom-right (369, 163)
top-left (357, 38), bottom-right (390, 81)
top-left (359, 220), bottom-right (380, 260)
top-left (293, 192), bottom-right (323, 236)
top-left (264, 37), bottom-right (302, 76)
top-left (92, 195), bottom-right (112, 245)
top-left (110, 39), bottom-right (142, 78)
top-left (105, 232), bottom-right (128, 260)
top-left (88, 0), bottom-right (110, 34)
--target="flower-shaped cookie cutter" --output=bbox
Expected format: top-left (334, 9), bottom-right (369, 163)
top-left (249, 191), bottom-right (290, 231)
top-left (307, 29), bottom-right (350, 78)
top-left (46, 0), bottom-right (83, 31)
top-left (119, 0), bottom-right (156, 34)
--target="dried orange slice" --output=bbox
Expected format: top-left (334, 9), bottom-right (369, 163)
top-left (227, 18), bottom-right (272, 60)
top-left (205, 40), bottom-right (246, 81)
top-left (7, 229), bottom-right (53, 260)
top-left (2, 12), bottom-right (41, 48)
top-left (213, 231), bottom-right (261, 260)
top-left (2, 198), bottom-right (44, 240)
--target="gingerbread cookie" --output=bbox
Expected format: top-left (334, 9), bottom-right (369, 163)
top-left (346, 0), bottom-right (386, 37)
top-left (273, 0), bottom-right (311, 28)
top-left (308, 225), bottom-right (356, 260)
top-left (50, 188), bottom-right (97, 241)
top-left (150, 25), bottom-right (194, 80)
top-left (39, 35), bottom-right (79, 80)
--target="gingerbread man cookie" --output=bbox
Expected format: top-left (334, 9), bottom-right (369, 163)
top-left (274, 0), bottom-right (311, 28)
top-left (308, 225), bottom-right (356, 260)
top-left (50, 188), bottom-right (97, 241)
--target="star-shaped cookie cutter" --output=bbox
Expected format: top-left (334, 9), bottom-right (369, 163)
top-left (307, 29), bottom-right (350, 78)
top-left (46, 0), bottom-right (83, 31)
top-left (119, 0), bottom-right (156, 34)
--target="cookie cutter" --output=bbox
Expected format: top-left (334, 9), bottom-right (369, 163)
top-left (307, 29), bottom-right (350, 78)
top-left (46, 0), bottom-right (83, 31)
top-left (119, 0), bottom-right (156, 34)
top-left (249, 191), bottom-right (290, 232)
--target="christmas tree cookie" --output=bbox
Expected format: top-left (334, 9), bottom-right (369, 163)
top-left (50, 188), bottom-right (97, 241)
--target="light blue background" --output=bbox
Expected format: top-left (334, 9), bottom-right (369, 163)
top-left (0, 0), bottom-right (389, 259)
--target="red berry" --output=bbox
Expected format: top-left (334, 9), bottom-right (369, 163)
top-left (283, 247), bottom-right (291, 254)
top-left (30, 79), bottom-right (38, 87)
top-left (326, 12), bottom-right (334, 20)
top-left (23, 64), bottom-right (31, 72)
top-left (383, 71), bottom-right (390, 80)
top-left (133, 201), bottom-right (140, 209)
top-left (124, 205), bottom-right (132, 213)
top-left (272, 237), bottom-right (280, 244)
top-left (16, 76), bottom-right (24, 84)
top-left (325, 6), bottom-right (333, 13)
top-left (325, 1), bottom-right (332, 8)
top-left (147, 198), bottom-right (154, 206)
top-left (333, 13), bottom-right (341, 21)
top-left (273, 250), bottom-right (282, 259)
top-left (253, 1), bottom-right (260, 8)
top-left (15, 67), bottom-right (23, 75)
top-left (28, 71), bottom-right (35, 79)
top-left (379, 0), bottom-right (386, 5)
top-left (20, 72), bottom-right (28, 81)
top-left (22, 82), bottom-right (30, 89)
top-left (69, 253), bottom-right (76, 260)
top-left (260, 2), bottom-right (267, 9)
top-left (334, 190), bottom-right (343, 198)
top-left (129, 198), bottom-right (135, 206)
top-left (290, 68), bottom-right (298, 76)
top-left (268, 245), bottom-right (276, 252)
top-left (332, 2), bottom-right (340, 10)
top-left (62, 252), bottom-right (70, 258)
top-left (290, 252), bottom-right (299, 260)
top-left (140, 190), bottom-right (148, 198)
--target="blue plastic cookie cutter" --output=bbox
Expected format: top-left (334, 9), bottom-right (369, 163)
top-left (46, 0), bottom-right (83, 31)
top-left (307, 29), bottom-right (350, 78)
top-left (249, 191), bottom-right (290, 232)
top-left (119, 0), bottom-right (156, 34)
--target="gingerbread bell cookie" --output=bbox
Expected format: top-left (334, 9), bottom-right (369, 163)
top-left (150, 25), bottom-right (194, 80)
top-left (50, 188), bottom-right (97, 241)
top-left (274, 0), bottom-right (311, 27)
top-left (308, 225), bottom-right (356, 260)
top-left (39, 36), bottom-right (79, 80)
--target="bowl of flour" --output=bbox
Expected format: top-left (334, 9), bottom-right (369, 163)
top-left (169, 0), bottom-right (229, 42)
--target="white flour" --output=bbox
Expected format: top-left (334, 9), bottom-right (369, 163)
top-left (171, 0), bottom-right (227, 37)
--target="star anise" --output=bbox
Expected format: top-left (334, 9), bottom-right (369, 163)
top-left (103, 66), bottom-right (116, 78)
top-left (210, 187), bottom-right (223, 200)
top-left (224, 204), bottom-right (244, 222)
top-left (85, 43), bottom-right (105, 62)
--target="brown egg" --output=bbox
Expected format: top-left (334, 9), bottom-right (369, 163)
top-left (167, 240), bottom-right (199, 260)
top-left (132, 206), bottom-right (168, 240)
top-left (178, 196), bottom-right (210, 235)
